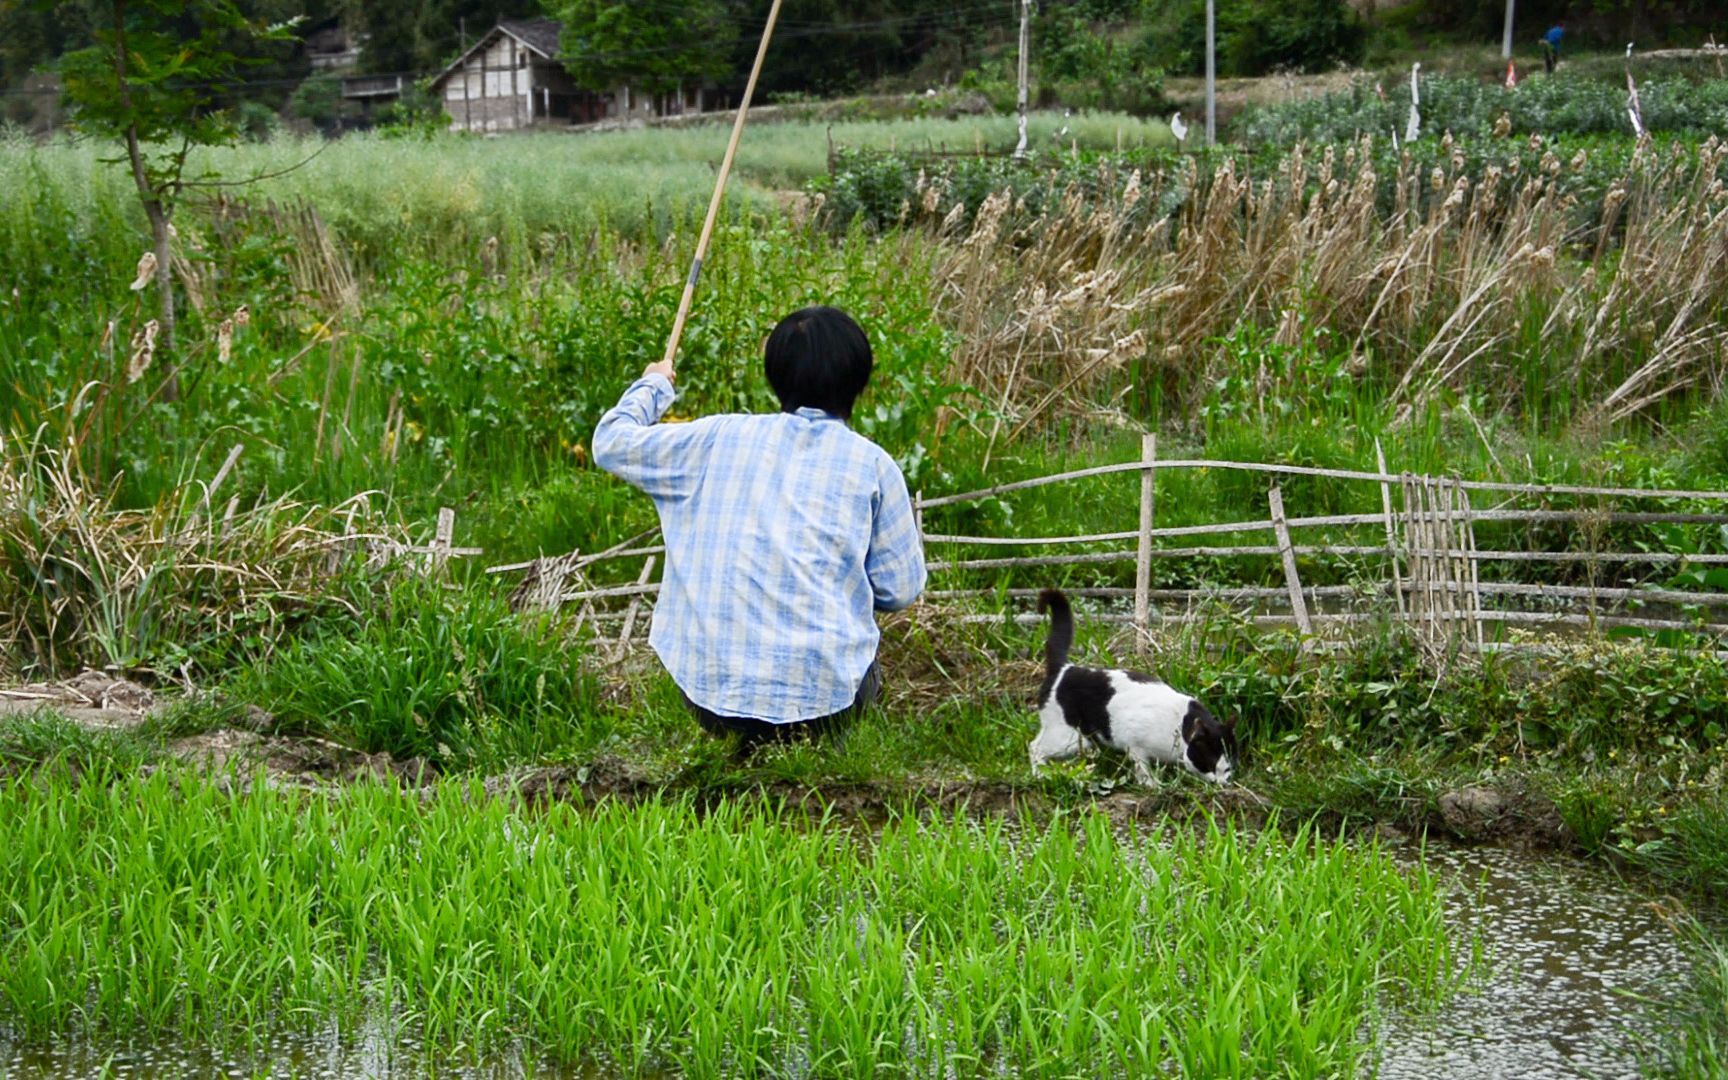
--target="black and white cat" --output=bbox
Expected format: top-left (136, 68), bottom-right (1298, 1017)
top-left (1029, 588), bottom-right (1238, 784)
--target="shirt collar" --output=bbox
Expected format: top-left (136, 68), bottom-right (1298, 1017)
top-left (793, 406), bottom-right (841, 422)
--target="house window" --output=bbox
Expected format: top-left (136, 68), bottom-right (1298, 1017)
top-left (517, 50), bottom-right (527, 69)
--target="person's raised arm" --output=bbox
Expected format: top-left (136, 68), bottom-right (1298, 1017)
top-left (866, 454), bottom-right (927, 612)
top-left (591, 362), bottom-right (713, 501)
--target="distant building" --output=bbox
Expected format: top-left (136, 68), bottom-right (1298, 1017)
top-left (427, 18), bottom-right (716, 133)
top-left (303, 18), bottom-right (362, 71)
top-left (340, 73), bottom-right (407, 117)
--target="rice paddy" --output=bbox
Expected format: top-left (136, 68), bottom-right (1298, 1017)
top-left (0, 768), bottom-right (1456, 1077)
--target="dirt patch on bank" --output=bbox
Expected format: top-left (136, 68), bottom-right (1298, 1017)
top-left (0, 671), bottom-right (159, 729)
top-left (4, 672), bottom-right (1574, 850)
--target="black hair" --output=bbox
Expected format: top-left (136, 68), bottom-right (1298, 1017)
top-left (763, 305), bottom-right (873, 420)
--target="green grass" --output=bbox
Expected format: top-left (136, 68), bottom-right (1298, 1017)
top-left (230, 577), bottom-right (604, 771)
top-left (1641, 924), bottom-right (1728, 1079)
top-left (0, 114), bottom-right (1172, 262)
top-left (0, 768), bottom-right (1459, 1076)
top-left (0, 708), bottom-right (158, 778)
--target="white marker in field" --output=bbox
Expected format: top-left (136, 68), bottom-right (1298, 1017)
top-left (1170, 112), bottom-right (1189, 143)
top-left (1405, 62), bottom-right (1422, 144)
top-left (1626, 70), bottom-right (1646, 137)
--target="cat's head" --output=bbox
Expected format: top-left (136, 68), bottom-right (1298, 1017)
top-left (1180, 700), bottom-right (1237, 784)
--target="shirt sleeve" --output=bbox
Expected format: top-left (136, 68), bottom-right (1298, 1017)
top-left (866, 453), bottom-right (927, 612)
top-left (591, 374), bottom-right (712, 501)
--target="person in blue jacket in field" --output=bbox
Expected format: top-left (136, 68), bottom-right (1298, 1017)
top-left (1541, 23), bottom-right (1564, 74)
top-left (592, 306), bottom-right (927, 755)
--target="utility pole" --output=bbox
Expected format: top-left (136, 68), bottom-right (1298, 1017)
top-left (1205, 0), bottom-right (1216, 146)
top-left (1502, 0), bottom-right (1515, 60)
top-left (1014, 0), bottom-right (1031, 159)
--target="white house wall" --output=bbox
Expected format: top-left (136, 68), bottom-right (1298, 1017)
top-left (440, 34), bottom-right (537, 132)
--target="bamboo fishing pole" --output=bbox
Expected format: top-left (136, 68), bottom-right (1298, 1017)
top-left (660, 0), bottom-right (786, 370)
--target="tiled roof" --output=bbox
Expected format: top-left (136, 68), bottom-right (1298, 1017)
top-left (499, 18), bottom-right (562, 59)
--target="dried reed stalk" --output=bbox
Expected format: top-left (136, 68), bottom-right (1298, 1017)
top-left (911, 134), bottom-right (1728, 429)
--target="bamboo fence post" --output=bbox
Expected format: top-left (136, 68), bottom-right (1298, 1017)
top-left (428, 507), bottom-right (455, 576)
top-left (1438, 478), bottom-right (1468, 650)
top-left (1432, 478), bottom-right (1460, 648)
top-left (1375, 439), bottom-right (1406, 615)
top-left (1400, 472), bottom-right (1429, 645)
top-left (1134, 434), bottom-right (1157, 648)
top-left (1268, 483), bottom-right (1312, 635)
top-left (617, 555), bottom-right (658, 649)
top-left (1457, 483), bottom-right (1485, 650)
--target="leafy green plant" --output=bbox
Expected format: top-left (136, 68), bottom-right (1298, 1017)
top-left (239, 577), bottom-right (600, 768)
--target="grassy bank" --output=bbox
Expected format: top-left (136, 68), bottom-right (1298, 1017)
top-left (0, 767), bottom-right (1456, 1076)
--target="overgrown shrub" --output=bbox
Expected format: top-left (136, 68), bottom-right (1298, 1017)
top-left (1035, 5), bottom-right (1168, 115)
top-left (1173, 630), bottom-right (1728, 759)
top-left (1144, 0), bottom-right (1367, 77)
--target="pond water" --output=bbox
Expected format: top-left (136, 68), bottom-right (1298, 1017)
top-left (1374, 842), bottom-right (1696, 1080)
top-left (0, 841), bottom-right (1703, 1079)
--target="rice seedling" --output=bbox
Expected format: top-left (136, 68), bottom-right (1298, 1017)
top-left (1633, 916), bottom-right (1728, 1079)
top-left (0, 708), bottom-right (157, 778)
top-left (0, 769), bottom-right (1461, 1077)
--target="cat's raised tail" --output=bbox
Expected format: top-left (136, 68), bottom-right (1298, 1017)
top-left (1036, 588), bottom-right (1074, 680)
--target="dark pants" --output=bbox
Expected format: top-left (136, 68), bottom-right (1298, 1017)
top-left (683, 662), bottom-right (881, 754)
top-left (1542, 43), bottom-right (1557, 74)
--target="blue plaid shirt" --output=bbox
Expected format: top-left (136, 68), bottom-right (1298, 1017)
top-left (592, 374), bottom-right (926, 722)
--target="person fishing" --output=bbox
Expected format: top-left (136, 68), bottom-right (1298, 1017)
top-left (592, 306), bottom-right (927, 753)
top-left (1541, 22), bottom-right (1564, 74)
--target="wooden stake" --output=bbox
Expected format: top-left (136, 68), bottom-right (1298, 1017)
top-left (1437, 478), bottom-right (1464, 648)
top-left (617, 555), bottom-right (658, 648)
top-left (1268, 484), bottom-right (1311, 635)
top-left (1134, 433), bottom-right (1157, 647)
top-left (660, 0), bottom-right (785, 369)
top-left (1460, 483), bottom-right (1485, 650)
top-left (429, 507), bottom-right (455, 576)
top-left (1375, 439), bottom-right (1406, 615)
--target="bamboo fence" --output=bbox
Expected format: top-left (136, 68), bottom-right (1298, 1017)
top-left (488, 446), bottom-right (1728, 655)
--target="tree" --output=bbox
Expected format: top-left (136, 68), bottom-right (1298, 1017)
top-left (722, 0), bottom-right (917, 98)
top-left (53, 1), bottom-right (295, 394)
top-left (351, 0), bottom-right (543, 75)
top-left (546, 0), bottom-right (737, 98)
